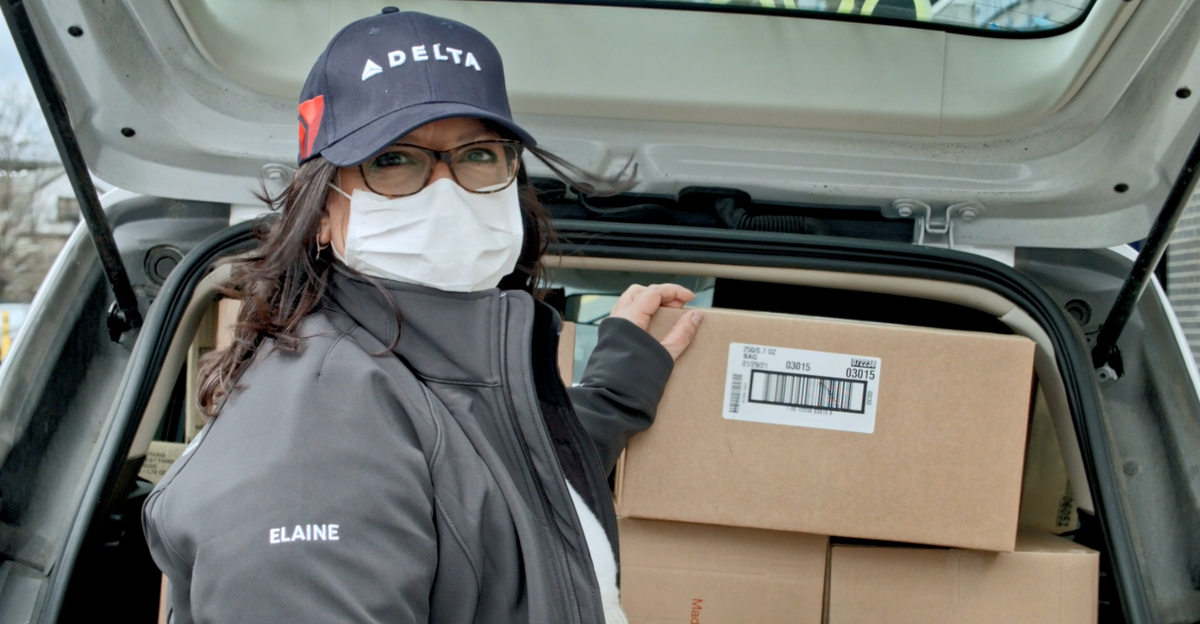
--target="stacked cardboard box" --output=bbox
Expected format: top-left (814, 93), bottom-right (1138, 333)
top-left (619, 518), bottom-right (828, 624)
top-left (623, 307), bottom-right (1036, 550)
top-left (565, 307), bottom-right (1099, 623)
top-left (828, 530), bottom-right (1098, 624)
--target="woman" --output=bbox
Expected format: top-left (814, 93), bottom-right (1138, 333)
top-left (143, 9), bottom-right (702, 624)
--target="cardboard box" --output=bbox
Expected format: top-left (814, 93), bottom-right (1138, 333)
top-left (1019, 389), bottom-right (1077, 534)
top-left (827, 530), bottom-right (1099, 624)
top-left (618, 518), bottom-right (827, 624)
top-left (559, 320), bottom-right (576, 386)
top-left (617, 307), bottom-right (1035, 551)
top-left (158, 574), bottom-right (169, 624)
top-left (180, 298), bottom-right (241, 441)
top-left (215, 297), bottom-right (240, 351)
top-left (138, 441), bottom-right (186, 484)
top-left (184, 304), bottom-right (218, 442)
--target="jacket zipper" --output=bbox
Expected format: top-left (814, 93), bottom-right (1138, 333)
top-left (498, 292), bottom-right (584, 624)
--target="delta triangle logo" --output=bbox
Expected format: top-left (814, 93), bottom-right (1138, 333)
top-left (361, 59), bottom-right (383, 81)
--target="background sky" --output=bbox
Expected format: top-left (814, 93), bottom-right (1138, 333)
top-left (0, 19), bottom-right (25, 83)
top-left (1, 16), bottom-right (57, 161)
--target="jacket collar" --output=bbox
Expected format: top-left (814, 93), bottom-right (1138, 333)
top-left (326, 269), bottom-right (531, 385)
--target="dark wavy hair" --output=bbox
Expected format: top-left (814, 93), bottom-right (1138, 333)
top-left (196, 142), bottom-right (633, 418)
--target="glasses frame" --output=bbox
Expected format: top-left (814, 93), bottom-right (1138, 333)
top-left (358, 139), bottom-right (525, 198)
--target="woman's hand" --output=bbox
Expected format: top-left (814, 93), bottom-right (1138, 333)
top-left (609, 284), bottom-right (704, 361)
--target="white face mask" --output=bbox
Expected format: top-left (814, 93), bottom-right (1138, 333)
top-left (330, 178), bottom-right (524, 292)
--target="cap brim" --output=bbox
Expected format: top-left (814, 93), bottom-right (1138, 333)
top-left (319, 102), bottom-right (537, 167)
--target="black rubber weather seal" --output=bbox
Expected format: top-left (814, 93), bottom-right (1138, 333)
top-left (550, 221), bottom-right (1153, 623)
top-left (0, 0), bottom-right (143, 340)
top-left (505, 0), bottom-right (1094, 40)
top-left (1091, 124), bottom-right (1200, 373)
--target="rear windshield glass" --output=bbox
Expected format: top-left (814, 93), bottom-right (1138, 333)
top-left (573, 0), bottom-right (1092, 35)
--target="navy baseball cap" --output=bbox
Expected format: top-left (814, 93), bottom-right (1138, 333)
top-left (297, 8), bottom-right (535, 166)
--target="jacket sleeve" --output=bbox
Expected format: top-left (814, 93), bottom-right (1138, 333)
top-left (566, 317), bottom-right (675, 476)
top-left (144, 336), bottom-right (438, 624)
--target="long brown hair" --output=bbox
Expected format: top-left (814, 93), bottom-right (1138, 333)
top-left (195, 151), bottom-right (567, 417)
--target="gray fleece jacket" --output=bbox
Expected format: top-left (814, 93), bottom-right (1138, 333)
top-left (142, 272), bottom-right (674, 624)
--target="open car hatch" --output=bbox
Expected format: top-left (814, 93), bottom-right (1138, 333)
top-left (3, 2), bottom-right (1200, 624)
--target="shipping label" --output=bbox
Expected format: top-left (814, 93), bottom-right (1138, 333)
top-left (723, 342), bottom-right (881, 433)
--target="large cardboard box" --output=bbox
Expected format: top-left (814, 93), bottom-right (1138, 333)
top-left (617, 307), bottom-right (1036, 551)
top-left (618, 518), bottom-right (827, 624)
top-left (827, 530), bottom-right (1099, 624)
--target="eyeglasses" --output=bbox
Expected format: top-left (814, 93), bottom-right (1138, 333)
top-left (359, 139), bottom-right (524, 197)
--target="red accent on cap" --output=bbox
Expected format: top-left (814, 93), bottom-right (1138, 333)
top-left (298, 95), bottom-right (325, 160)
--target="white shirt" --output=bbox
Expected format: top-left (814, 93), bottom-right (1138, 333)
top-left (567, 482), bottom-right (628, 624)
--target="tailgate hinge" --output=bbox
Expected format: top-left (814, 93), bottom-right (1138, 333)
top-left (883, 199), bottom-right (985, 249)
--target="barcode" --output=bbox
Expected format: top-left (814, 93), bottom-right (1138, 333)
top-left (747, 370), bottom-right (867, 414)
top-left (729, 374), bottom-right (744, 414)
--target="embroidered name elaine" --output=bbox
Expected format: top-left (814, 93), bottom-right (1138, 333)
top-left (269, 524), bottom-right (340, 544)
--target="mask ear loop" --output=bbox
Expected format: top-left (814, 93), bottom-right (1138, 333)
top-left (319, 170), bottom-right (347, 262)
top-left (328, 169), bottom-right (353, 200)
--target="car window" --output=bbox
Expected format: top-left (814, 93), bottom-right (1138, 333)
top-left (540, 0), bottom-right (1093, 34)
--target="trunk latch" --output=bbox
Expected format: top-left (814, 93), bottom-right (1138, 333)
top-left (884, 199), bottom-right (985, 249)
